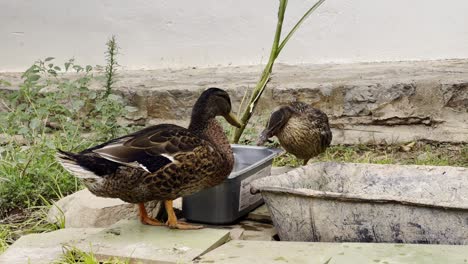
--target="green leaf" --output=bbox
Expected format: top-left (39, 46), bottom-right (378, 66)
top-left (29, 118), bottom-right (41, 130)
top-left (45, 139), bottom-right (55, 149)
top-left (95, 101), bottom-right (103, 111)
top-left (48, 63), bottom-right (54, 68)
top-left (107, 94), bottom-right (121, 102)
top-left (44, 57), bottom-right (55, 62)
top-left (53, 66), bottom-right (61, 71)
top-left (29, 75), bottom-right (41, 82)
top-left (89, 91), bottom-right (97, 99)
top-left (86, 65), bottom-right (92, 72)
top-left (64, 62), bottom-right (71, 71)
top-left (18, 127), bottom-right (29, 135)
top-left (71, 100), bottom-right (84, 112)
top-left (73, 65), bottom-right (83, 73)
top-left (47, 69), bottom-right (57, 76)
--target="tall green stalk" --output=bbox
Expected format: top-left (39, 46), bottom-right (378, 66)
top-left (104, 36), bottom-right (119, 98)
top-left (231, 0), bottom-right (326, 143)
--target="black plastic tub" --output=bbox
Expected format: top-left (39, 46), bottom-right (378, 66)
top-left (182, 144), bottom-right (282, 224)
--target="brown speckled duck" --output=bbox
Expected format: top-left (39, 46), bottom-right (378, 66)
top-left (57, 88), bottom-right (242, 229)
top-left (257, 102), bottom-right (332, 166)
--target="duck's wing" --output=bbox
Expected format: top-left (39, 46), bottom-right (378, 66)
top-left (89, 124), bottom-right (204, 173)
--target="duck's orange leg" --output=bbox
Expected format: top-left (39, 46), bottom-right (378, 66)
top-left (138, 203), bottom-right (164, 226)
top-left (164, 200), bottom-right (203, 230)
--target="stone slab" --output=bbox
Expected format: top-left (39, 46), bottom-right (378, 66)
top-left (76, 219), bottom-right (230, 263)
top-left (0, 228), bottom-right (103, 264)
top-left (196, 240), bottom-right (468, 264)
top-left (2, 60), bottom-right (467, 144)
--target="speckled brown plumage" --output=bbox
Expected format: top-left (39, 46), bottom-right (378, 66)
top-left (57, 88), bottom-right (242, 228)
top-left (258, 102), bottom-right (332, 165)
top-left (71, 122), bottom-right (233, 203)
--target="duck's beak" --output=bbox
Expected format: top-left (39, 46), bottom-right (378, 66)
top-left (225, 112), bottom-right (242, 128)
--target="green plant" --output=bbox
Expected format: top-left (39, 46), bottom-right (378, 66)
top-left (0, 226), bottom-right (10, 253)
top-left (232, 0), bottom-right (326, 143)
top-left (0, 38), bottom-right (129, 218)
top-left (104, 35), bottom-right (119, 98)
top-left (0, 37), bottom-right (133, 252)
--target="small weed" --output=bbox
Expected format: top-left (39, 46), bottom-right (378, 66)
top-left (54, 245), bottom-right (131, 264)
top-left (104, 35), bottom-right (119, 98)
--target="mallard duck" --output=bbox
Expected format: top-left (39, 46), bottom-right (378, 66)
top-left (57, 88), bottom-right (242, 229)
top-left (257, 102), bottom-right (332, 166)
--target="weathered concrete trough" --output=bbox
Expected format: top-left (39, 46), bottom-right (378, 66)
top-left (251, 162), bottom-right (468, 244)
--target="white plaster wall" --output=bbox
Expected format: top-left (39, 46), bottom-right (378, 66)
top-left (1, 0), bottom-right (468, 71)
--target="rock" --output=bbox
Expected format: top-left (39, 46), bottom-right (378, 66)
top-left (47, 189), bottom-right (163, 228)
top-left (443, 82), bottom-right (468, 112)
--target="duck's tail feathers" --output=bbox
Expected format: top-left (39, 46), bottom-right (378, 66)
top-left (56, 149), bottom-right (100, 179)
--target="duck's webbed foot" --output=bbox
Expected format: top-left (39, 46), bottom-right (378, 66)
top-left (164, 200), bottom-right (203, 230)
top-left (138, 203), bottom-right (164, 226)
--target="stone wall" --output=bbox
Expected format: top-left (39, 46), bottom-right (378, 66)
top-left (1, 59), bottom-right (467, 144)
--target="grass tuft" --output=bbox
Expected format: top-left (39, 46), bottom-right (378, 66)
top-left (272, 141), bottom-right (468, 168)
top-left (54, 245), bottom-right (131, 264)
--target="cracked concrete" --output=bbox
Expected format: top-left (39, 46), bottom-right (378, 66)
top-left (1, 59), bottom-right (467, 144)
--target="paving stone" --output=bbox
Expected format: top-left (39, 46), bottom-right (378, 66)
top-left (0, 228), bottom-right (103, 264)
top-left (228, 228), bottom-right (245, 240)
top-left (76, 219), bottom-right (230, 263)
top-left (201, 220), bottom-right (277, 242)
top-left (246, 204), bottom-right (272, 224)
top-left (196, 240), bottom-right (468, 264)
